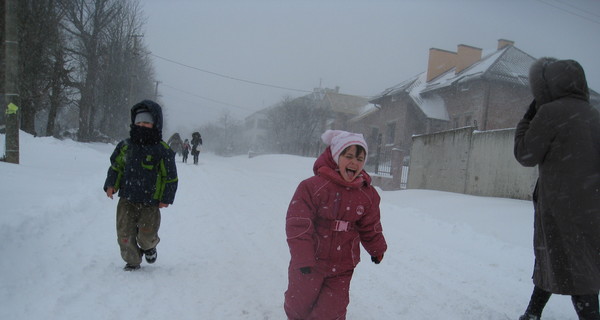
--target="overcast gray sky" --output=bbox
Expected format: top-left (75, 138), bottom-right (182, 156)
top-left (142, 0), bottom-right (600, 136)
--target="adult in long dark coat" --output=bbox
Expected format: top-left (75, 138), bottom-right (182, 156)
top-left (514, 57), bottom-right (600, 320)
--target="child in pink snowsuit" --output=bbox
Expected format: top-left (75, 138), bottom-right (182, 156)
top-left (284, 130), bottom-right (388, 320)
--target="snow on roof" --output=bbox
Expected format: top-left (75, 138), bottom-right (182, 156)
top-left (324, 92), bottom-right (370, 114)
top-left (371, 45), bottom-right (535, 120)
top-left (408, 73), bottom-right (449, 120)
top-left (349, 103), bottom-right (379, 122)
top-left (423, 47), bottom-right (506, 92)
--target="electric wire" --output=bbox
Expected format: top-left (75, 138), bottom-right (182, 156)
top-left (150, 53), bottom-right (312, 93)
top-left (534, 0), bottom-right (600, 25)
top-left (160, 82), bottom-right (253, 112)
top-left (552, 0), bottom-right (600, 19)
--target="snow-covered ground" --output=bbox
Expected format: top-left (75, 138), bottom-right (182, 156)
top-left (0, 132), bottom-right (578, 319)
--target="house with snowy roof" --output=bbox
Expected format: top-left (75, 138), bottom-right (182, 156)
top-left (349, 39), bottom-right (537, 187)
top-left (245, 86), bottom-right (371, 155)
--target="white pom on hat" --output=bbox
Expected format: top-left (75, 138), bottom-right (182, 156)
top-left (321, 130), bottom-right (368, 165)
top-left (134, 111), bottom-right (154, 124)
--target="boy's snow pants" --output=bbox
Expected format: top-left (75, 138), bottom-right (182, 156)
top-left (116, 198), bottom-right (161, 265)
top-left (284, 264), bottom-right (354, 320)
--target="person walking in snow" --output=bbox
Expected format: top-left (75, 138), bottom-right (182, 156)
top-left (191, 132), bottom-right (202, 165)
top-left (284, 130), bottom-right (388, 319)
top-left (514, 58), bottom-right (600, 320)
top-left (104, 100), bottom-right (179, 271)
top-left (182, 138), bottom-right (190, 163)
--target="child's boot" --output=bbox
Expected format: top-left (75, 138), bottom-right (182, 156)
top-left (144, 248), bottom-right (157, 264)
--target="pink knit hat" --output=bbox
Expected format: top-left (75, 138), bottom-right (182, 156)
top-left (321, 130), bottom-right (368, 165)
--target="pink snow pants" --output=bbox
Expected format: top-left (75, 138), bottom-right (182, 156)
top-left (284, 264), bottom-right (354, 320)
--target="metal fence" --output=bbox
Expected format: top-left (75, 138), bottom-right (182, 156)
top-left (367, 148), bottom-right (393, 176)
top-left (400, 165), bottom-right (409, 189)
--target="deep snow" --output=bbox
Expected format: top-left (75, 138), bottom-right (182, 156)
top-left (0, 131), bottom-right (579, 319)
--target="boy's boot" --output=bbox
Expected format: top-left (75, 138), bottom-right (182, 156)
top-left (144, 248), bottom-right (157, 264)
top-left (124, 264), bottom-right (141, 271)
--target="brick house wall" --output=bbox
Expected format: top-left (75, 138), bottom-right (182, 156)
top-left (350, 40), bottom-right (537, 189)
top-left (427, 79), bottom-right (532, 131)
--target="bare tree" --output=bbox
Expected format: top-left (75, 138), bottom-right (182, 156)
top-left (57, 0), bottom-right (154, 142)
top-left (199, 111), bottom-right (248, 156)
top-left (59, 0), bottom-right (122, 141)
top-left (4, 0), bottom-right (156, 141)
top-left (95, 0), bottom-right (154, 141)
top-left (17, 0), bottom-right (63, 135)
top-left (46, 30), bottom-right (71, 138)
top-left (265, 95), bottom-right (329, 156)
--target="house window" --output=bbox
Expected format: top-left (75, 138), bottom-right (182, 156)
top-left (464, 115), bottom-right (472, 127)
top-left (385, 121), bottom-right (396, 145)
top-left (453, 117), bottom-right (459, 128)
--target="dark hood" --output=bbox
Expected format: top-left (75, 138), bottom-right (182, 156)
top-left (529, 57), bottom-right (589, 106)
top-left (130, 100), bottom-right (164, 133)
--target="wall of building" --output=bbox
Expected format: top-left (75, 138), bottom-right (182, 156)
top-left (466, 128), bottom-right (537, 199)
top-left (431, 82), bottom-right (484, 129)
top-left (433, 80), bottom-right (531, 131)
top-left (485, 82), bottom-right (532, 129)
top-left (407, 126), bottom-right (474, 194)
top-left (408, 126), bottom-right (537, 200)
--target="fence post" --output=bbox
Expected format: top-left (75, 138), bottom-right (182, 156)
top-left (391, 148), bottom-right (403, 189)
top-left (374, 133), bottom-right (382, 174)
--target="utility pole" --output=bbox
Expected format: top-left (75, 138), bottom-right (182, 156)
top-left (4, 0), bottom-right (19, 164)
top-left (128, 34), bottom-right (143, 106)
top-left (154, 81), bottom-right (160, 101)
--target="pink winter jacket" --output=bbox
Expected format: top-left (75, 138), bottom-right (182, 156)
top-left (286, 147), bottom-right (387, 272)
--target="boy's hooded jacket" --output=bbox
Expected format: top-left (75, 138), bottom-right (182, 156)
top-left (286, 147), bottom-right (387, 273)
top-left (104, 100), bottom-right (178, 206)
top-left (514, 58), bottom-right (600, 294)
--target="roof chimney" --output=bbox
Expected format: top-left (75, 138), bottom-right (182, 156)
top-left (426, 48), bottom-right (457, 82)
top-left (497, 39), bottom-right (514, 50)
top-left (456, 44), bottom-right (482, 74)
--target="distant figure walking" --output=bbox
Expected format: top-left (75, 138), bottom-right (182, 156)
top-left (182, 139), bottom-right (190, 163)
top-left (191, 132), bottom-right (202, 165)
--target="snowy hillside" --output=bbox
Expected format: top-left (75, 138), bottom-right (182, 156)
top-left (0, 132), bottom-right (578, 319)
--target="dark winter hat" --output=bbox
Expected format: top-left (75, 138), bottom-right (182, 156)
top-left (130, 100), bottom-right (163, 132)
top-left (134, 111), bottom-right (154, 124)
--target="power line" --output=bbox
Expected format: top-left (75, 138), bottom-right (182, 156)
top-left (534, 0), bottom-right (600, 25)
top-left (149, 53), bottom-right (312, 93)
top-left (552, 0), bottom-right (600, 19)
top-left (160, 82), bottom-right (253, 112)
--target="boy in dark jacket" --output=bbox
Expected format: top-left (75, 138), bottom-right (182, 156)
top-left (104, 100), bottom-right (178, 271)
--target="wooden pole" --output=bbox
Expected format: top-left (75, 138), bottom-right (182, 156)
top-left (4, 0), bottom-right (19, 164)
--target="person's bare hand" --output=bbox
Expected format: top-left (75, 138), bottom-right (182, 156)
top-left (106, 187), bottom-right (115, 199)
